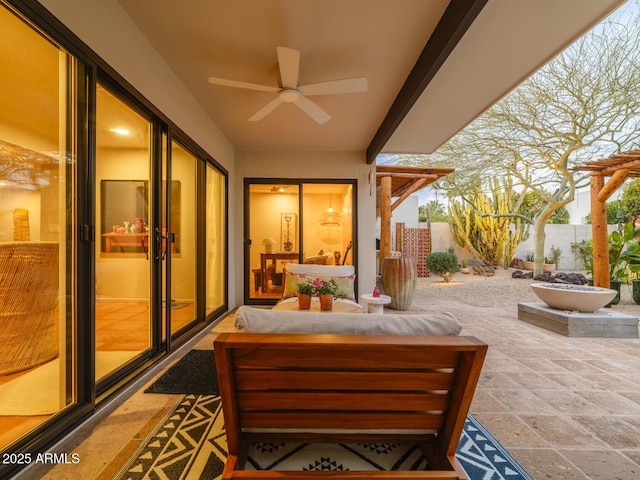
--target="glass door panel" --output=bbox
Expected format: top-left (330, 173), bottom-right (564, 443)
top-left (0, 3), bottom-right (78, 449)
top-left (206, 165), bottom-right (225, 315)
top-left (247, 183), bottom-right (300, 301)
top-left (95, 84), bottom-right (151, 380)
top-left (168, 141), bottom-right (197, 336)
top-left (303, 183), bottom-right (354, 265)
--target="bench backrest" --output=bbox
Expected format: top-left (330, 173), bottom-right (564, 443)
top-left (214, 333), bottom-right (487, 462)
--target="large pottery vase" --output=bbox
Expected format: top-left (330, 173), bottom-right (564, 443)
top-left (381, 257), bottom-right (417, 310)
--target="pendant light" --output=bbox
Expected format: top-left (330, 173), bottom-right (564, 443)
top-left (319, 191), bottom-right (342, 226)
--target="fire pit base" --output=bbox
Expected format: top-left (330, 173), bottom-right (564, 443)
top-left (517, 302), bottom-right (639, 338)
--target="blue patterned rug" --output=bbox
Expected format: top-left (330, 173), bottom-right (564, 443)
top-left (116, 394), bottom-right (533, 480)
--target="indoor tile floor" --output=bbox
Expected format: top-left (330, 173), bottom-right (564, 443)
top-left (17, 291), bottom-right (640, 480)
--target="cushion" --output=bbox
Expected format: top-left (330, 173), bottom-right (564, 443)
top-left (303, 255), bottom-right (330, 265)
top-left (285, 263), bottom-right (355, 277)
top-left (233, 306), bottom-right (462, 336)
top-left (282, 269), bottom-right (355, 300)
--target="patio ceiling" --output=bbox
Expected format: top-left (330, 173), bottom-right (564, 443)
top-left (113, 0), bottom-right (625, 163)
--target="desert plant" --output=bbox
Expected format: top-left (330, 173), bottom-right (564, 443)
top-left (524, 251), bottom-right (535, 262)
top-left (448, 177), bottom-right (529, 268)
top-left (547, 245), bottom-right (562, 267)
top-left (426, 252), bottom-right (459, 282)
top-left (571, 222), bottom-right (640, 281)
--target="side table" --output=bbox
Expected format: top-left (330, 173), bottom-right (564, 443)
top-left (359, 293), bottom-right (391, 314)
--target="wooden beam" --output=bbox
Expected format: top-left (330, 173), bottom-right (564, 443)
top-left (590, 175), bottom-right (610, 288)
top-left (597, 168), bottom-right (629, 202)
top-left (375, 172), bottom-right (439, 180)
top-left (391, 178), bottom-right (430, 211)
top-left (365, 0), bottom-right (489, 163)
top-left (379, 175), bottom-right (392, 274)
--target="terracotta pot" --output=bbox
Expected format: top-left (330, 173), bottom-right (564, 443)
top-left (381, 257), bottom-right (417, 310)
top-left (522, 261), bottom-right (534, 270)
top-left (319, 294), bottom-right (333, 311)
top-left (543, 263), bottom-right (556, 272)
top-left (298, 294), bottom-right (311, 310)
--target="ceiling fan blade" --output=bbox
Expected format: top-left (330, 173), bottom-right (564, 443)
top-left (276, 46), bottom-right (300, 89)
top-left (299, 77), bottom-right (368, 96)
top-left (248, 97), bottom-right (283, 122)
top-left (294, 96), bottom-right (331, 124)
top-left (208, 76), bottom-right (280, 93)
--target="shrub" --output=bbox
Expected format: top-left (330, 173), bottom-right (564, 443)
top-left (426, 252), bottom-right (459, 282)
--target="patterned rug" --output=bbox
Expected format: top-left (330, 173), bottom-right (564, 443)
top-left (115, 394), bottom-right (533, 480)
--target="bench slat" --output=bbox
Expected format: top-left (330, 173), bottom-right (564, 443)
top-left (241, 411), bottom-right (445, 430)
top-left (233, 348), bottom-right (462, 370)
top-left (235, 371), bottom-right (455, 391)
top-left (238, 392), bottom-right (450, 411)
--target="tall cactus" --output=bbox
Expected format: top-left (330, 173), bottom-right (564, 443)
top-left (448, 178), bottom-right (529, 268)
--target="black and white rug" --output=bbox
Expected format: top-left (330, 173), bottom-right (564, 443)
top-left (116, 394), bottom-right (533, 480)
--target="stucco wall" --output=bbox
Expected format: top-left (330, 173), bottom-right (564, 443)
top-left (429, 222), bottom-right (617, 271)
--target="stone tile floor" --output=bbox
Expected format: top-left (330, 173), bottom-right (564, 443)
top-left (21, 283), bottom-right (640, 480)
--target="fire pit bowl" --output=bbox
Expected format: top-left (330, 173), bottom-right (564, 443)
top-left (530, 283), bottom-right (617, 313)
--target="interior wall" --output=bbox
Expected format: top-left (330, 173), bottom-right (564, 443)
top-left (236, 150), bottom-right (375, 304)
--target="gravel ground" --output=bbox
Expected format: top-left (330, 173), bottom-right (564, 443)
top-left (417, 267), bottom-right (636, 308)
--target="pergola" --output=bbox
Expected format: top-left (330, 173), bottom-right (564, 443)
top-left (376, 164), bottom-right (454, 271)
top-left (572, 149), bottom-right (640, 287)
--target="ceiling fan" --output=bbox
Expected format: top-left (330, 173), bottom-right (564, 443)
top-left (207, 46), bottom-right (368, 124)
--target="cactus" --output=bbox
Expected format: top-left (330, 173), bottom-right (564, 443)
top-left (448, 178), bottom-right (529, 268)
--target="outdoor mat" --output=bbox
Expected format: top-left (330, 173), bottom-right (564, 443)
top-left (116, 394), bottom-right (533, 480)
top-left (144, 349), bottom-right (219, 396)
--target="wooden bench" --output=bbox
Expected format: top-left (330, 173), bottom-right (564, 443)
top-left (214, 333), bottom-right (487, 479)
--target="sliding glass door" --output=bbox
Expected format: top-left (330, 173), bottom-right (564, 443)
top-left (95, 84), bottom-right (153, 382)
top-left (245, 180), bottom-right (355, 304)
top-left (0, 2), bottom-right (80, 449)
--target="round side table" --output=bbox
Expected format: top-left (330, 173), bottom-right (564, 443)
top-left (359, 294), bottom-right (391, 314)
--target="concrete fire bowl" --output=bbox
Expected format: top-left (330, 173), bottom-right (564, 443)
top-left (530, 283), bottom-right (617, 313)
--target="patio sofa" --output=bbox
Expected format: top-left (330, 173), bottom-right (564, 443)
top-left (214, 332), bottom-right (487, 479)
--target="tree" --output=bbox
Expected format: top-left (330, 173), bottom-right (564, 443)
top-left (420, 6), bottom-right (640, 274)
top-left (421, 199), bottom-right (448, 223)
top-left (619, 178), bottom-right (640, 223)
top-left (585, 199), bottom-right (629, 225)
top-left (516, 191), bottom-right (570, 224)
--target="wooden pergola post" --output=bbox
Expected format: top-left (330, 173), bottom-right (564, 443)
top-left (375, 165), bottom-right (455, 275)
top-left (379, 175), bottom-right (392, 274)
top-left (572, 150), bottom-right (639, 288)
top-left (590, 174), bottom-right (609, 288)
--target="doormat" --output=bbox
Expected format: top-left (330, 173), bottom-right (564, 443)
top-left (144, 349), bottom-right (219, 396)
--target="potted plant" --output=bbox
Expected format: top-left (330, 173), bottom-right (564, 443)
top-left (460, 260), bottom-right (470, 274)
top-left (425, 252), bottom-right (459, 283)
top-left (543, 257), bottom-right (556, 272)
top-left (522, 251), bottom-right (535, 270)
top-left (296, 280), bottom-right (314, 309)
top-left (313, 278), bottom-right (338, 310)
top-left (547, 245), bottom-right (562, 269)
top-left (622, 240), bottom-right (640, 304)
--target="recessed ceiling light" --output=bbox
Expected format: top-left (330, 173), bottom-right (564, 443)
top-left (110, 128), bottom-right (130, 135)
